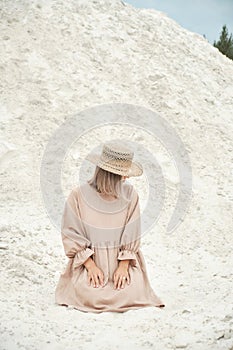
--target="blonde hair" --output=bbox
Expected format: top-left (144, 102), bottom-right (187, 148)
top-left (87, 166), bottom-right (123, 198)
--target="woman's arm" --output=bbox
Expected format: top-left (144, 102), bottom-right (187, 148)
top-left (117, 187), bottom-right (141, 268)
top-left (83, 256), bottom-right (96, 270)
top-left (118, 260), bottom-right (130, 269)
top-left (114, 188), bottom-right (141, 289)
top-left (61, 188), bottom-right (95, 269)
top-left (62, 188), bottom-right (105, 287)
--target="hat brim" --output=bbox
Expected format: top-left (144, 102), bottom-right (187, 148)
top-left (85, 153), bottom-right (143, 177)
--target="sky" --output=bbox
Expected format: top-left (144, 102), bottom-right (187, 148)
top-left (125, 0), bottom-right (233, 44)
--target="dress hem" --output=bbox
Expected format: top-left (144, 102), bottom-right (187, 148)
top-left (55, 301), bottom-right (165, 313)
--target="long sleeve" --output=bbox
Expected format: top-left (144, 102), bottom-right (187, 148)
top-left (61, 188), bottom-right (95, 269)
top-left (117, 188), bottom-right (141, 267)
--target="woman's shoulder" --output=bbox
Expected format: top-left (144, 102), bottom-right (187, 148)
top-left (69, 182), bottom-right (96, 200)
top-left (67, 181), bottom-right (138, 203)
top-left (65, 185), bottom-right (80, 201)
top-left (122, 181), bottom-right (138, 201)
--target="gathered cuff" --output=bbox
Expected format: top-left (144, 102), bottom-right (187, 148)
top-left (117, 249), bottom-right (138, 267)
top-left (73, 247), bottom-right (95, 269)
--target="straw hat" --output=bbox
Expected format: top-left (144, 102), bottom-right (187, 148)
top-left (85, 142), bottom-right (143, 177)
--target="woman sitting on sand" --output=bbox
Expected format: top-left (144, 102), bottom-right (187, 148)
top-left (55, 141), bottom-right (165, 313)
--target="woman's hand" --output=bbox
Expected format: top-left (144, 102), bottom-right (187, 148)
top-left (83, 257), bottom-right (104, 288)
top-left (113, 263), bottom-right (130, 290)
top-left (86, 264), bottom-right (105, 288)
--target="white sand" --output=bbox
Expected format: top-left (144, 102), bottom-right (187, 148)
top-left (0, 0), bottom-right (233, 349)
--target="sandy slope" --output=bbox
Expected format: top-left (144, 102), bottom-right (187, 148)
top-left (0, 0), bottom-right (233, 349)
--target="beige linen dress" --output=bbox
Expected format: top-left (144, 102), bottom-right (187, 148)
top-left (55, 181), bottom-right (165, 313)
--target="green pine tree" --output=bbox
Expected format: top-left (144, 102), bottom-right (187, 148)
top-left (213, 24), bottom-right (233, 60)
